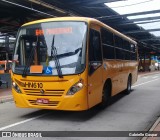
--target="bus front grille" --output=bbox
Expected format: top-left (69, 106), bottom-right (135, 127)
top-left (23, 89), bottom-right (64, 96)
top-left (28, 100), bottom-right (59, 106)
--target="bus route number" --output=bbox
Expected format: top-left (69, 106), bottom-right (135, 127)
top-left (24, 82), bottom-right (43, 88)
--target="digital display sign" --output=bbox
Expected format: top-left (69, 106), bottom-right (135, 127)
top-left (35, 27), bottom-right (72, 36)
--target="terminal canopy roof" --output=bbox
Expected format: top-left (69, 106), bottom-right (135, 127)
top-left (0, 0), bottom-right (160, 55)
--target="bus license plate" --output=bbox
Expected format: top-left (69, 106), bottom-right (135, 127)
top-left (37, 98), bottom-right (49, 104)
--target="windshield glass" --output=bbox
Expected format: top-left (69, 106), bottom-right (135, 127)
top-left (12, 21), bottom-right (87, 76)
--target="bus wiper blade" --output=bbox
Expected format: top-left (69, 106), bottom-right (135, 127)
top-left (22, 45), bottom-right (36, 77)
top-left (51, 36), bottom-right (63, 78)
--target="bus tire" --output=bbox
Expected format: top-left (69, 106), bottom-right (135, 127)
top-left (99, 82), bottom-right (111, 109)
top-left (125, 75), bottom-right (132, 95)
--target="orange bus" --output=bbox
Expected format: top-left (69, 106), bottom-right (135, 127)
top-left (0, 60), bottom-right (12, 73)
top-left (11, 17), bottom-right (138, 111)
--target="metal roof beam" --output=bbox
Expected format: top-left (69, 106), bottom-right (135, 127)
top-left (68, 0), bottom-right (126, 6)
top-left (124, 28), bottom-right (160, 34)
top-left (0, 20), bottom-right (19, 27)
top-left (152, 44), bottom-right (160, 46)
top-left (129, 16), bottom-right (160, 22)
top-left (140, 38), bottom-right (160, 41)
top-left (1, 0), bottom-right (54, 17)
top-left (124, 10), bottom-right (160, 17)
top-left (101, 15), bottom-right (160, 21)
top-left (28, 0), bottom-right (66, 14)
top-left (114, 20), bottom-right (160, 26)
top-left (98, 9), bottom-right (160, 19)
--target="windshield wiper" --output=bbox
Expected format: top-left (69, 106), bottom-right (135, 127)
top-left (51, 36), bottom-right (63, 78)
top-left (22, 44), bottom-right (36, 77)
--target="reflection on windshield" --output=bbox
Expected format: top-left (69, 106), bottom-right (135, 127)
top-left (13, 21), bottom-right (87, 76)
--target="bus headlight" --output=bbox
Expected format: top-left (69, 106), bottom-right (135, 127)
top-left (67, 81), bottom-right (84, 95)
top-left (12, 81), bottom-right (22, 93)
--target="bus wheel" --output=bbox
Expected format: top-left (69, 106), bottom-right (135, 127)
top-left (125, 76), bottom-right (132, 95)
top-left (99, 83), bottom-right (111, 108)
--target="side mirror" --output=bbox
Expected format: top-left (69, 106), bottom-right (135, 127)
top-left (90, 62), bottom-right (101, 67)
top-left (89, 61), bottom-right (102, 75)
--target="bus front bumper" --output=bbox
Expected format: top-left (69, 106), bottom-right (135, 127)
top-left (12, 89), bottom-right (88, 111)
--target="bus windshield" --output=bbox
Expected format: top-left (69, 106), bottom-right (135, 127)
top-left (12, 21), bottom-right (87, 76)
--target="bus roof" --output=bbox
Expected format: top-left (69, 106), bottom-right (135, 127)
top-left (22, 17), bottom-right (137, 45)
top-left (22, 17), bottom-right (92, 27)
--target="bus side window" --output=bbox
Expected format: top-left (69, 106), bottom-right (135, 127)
top-left (131, 44), bottom-right (137, 60)
top-left (89, 29), bottom-right (102, 75)
top-left (89, 29), bottom-right (102, 62)
top-left (101, 28), bottom-right (115, 59)
top-left (115, 35), bottom-right (123, 60)
top-left (123, 40), bottom-right (131, 60)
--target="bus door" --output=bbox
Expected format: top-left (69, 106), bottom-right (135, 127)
top-left (88, 27), bottom-right (103, 108)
